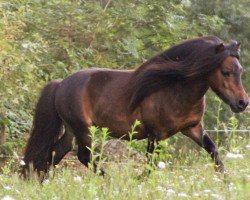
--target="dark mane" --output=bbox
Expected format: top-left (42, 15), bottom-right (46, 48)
top-left (127, 36), bottom-right (240, 112)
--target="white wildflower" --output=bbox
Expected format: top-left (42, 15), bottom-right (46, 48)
top-left (166, 189), bottom-right (176, 196)
top-left (157, 186), bottom-right (165, 191)
top-left (211, 194), bottom-right (223, 200)
top-left (229, 182), bottom-right (236, 191)
top-left (245, 145), bottom-right (250, 149)
top-left (181, 0), bottom-right (191, 7)
top-left (15, 189), bottom-right (20, 194)
top-left (20, 160), bottom-right (26, 166)
top-left (178, 192), bottom-right (189, 197)
top-left (204, 163), bottom-right (213, 168)
top-left (226, 153), bottom-right (243, 159)
top-left (204, 189), bottom-right (211, 193)
top-left (3, 186), bottom-right (12, 190)
top-left (193, 193), bottom-right (200, 197)
top-left (213, 176), bottom-right (223, 183)
top-left (157, 161), bottom-right (166, 169)
top-left (232, 148), bottom-right (240, 154)
top-left (245, 175), bottom-right (250, 181)
top-left (1, 196), bottom-right (15, 200)
top-left (74, 176), bottom-right (82, 182)
top-left (43, 179), bottom-right (50, 185)
top-left (21, 43), bottom-right (29, 49)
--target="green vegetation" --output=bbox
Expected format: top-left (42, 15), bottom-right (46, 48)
top-left (0, 0), bottom-right (250, 199)
top-left (1, 127), bottom-right (250, 199)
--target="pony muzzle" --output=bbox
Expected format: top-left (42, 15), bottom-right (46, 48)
top-left (230, 96), bottom-right (249, 113)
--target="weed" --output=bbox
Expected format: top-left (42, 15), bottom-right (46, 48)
top-left (88, 126), bottom-right (109, 175)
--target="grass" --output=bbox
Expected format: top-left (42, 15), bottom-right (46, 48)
top-left (0, 135), bottom-right (250, 200)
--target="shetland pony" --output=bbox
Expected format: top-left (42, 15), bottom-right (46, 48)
top-left (22, 36), bottom-right (248, 177)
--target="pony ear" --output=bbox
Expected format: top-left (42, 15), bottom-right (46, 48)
top-left (216, 43), bottom-right (225, 53)
top-left (236, 42), bottom-right (241, 50)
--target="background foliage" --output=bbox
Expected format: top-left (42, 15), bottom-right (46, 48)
top-left (0, 0), bottom-right (250, 155)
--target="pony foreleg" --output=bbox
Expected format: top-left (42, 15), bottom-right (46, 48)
top-left (146, 138), bottom-right (155, 173)
top-left (146, 139), bottom-right (155, 159)
top-left (181, 123), bottom-right (224, 173)
top-left (146, 136), bottom-right (161, 172)
top-left (201, 133), bottom-right (225, 172)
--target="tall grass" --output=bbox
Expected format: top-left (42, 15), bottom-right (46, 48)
top-left (0, 140), bottom-right (250, 199)
top-left (1, 113), bottom-right (250, 199)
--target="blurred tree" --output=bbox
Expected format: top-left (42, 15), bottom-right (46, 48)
top-left (188, 0), bottom-right (250, 130)
top-left (189, 0), bottom-right (250, 86)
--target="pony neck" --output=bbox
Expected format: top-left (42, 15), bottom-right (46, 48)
top-left (179, 78), bottom-right (209, 104)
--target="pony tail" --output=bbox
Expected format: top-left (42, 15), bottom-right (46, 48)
top-left (22, 80), bottom-right (62, 176)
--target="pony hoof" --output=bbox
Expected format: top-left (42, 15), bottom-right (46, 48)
top-left (215, 163), bottom-right (225, 173)
top-left (98, 169), bottom-right (105, 176)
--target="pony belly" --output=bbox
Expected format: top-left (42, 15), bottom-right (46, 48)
top-left (109, 130), bottom-right (147, 140)
top-left (148, 126), bottom-right (178, 141)
top-left (94, 120), bottom-right (147, 140)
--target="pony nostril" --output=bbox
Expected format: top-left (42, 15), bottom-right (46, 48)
top-left (238, 99), bottom-right (246, 108)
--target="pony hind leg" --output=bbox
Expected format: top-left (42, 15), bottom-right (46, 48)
top-left (72, 124), bottom-right (105, 175)
top-left (69, 123), bottom-right (93, 168)
top-left (51, 125), bottom-right (74, 166)
top-left (75, 127), bottom-right (92, 168)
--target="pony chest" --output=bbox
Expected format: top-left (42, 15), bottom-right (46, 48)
top-left (154, 112), bottom-right (203, 140)
top-left (141, 99), bottom-right (205, 139)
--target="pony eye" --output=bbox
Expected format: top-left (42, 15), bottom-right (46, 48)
top-left (221, 71), bottom-right (230, 77)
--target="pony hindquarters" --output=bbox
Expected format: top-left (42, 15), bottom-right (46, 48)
top-left (22, 81), bottom-right (62, 178)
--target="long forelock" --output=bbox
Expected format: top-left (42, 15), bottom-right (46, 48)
top-left (227, 41), bottom-right (240, 59)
